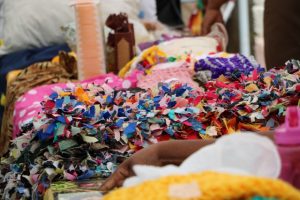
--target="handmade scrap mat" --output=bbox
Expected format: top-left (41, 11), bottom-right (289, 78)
top-left (0, 56), bottom-right (299, 199)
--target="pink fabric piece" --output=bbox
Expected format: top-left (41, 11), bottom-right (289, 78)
top-left (137, 62), bottom-right (200, 90)
top-left (13, 73), bottom-right (137, 139)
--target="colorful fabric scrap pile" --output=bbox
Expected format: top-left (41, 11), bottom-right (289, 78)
top-left (0, 58), bottom-right (299, 199)
top-left (0, 82), bottom-right (205, 199)
top-left (193, 59), bottom-right (299, 134)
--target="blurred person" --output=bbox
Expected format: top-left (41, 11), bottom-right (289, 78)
top-left (264, 0), bottom-right (300, 68)
top-left (100, 132), bottom-right (274, 191)
top-left (201, 0), bottom-right (225, 36)
top-left (201, 0), bottom-right (300, 69)
top-left (139, 0), bottom-right (184, 28)
top-left (100, 139), bottom-right (216, 191)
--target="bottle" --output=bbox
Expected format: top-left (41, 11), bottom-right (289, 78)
top-left (275, 106), bottom-right (300, 188)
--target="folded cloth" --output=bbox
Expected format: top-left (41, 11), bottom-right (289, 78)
top-left (120, 23), bottom-right (228, 78)
top-left (137, 61), bottom-right (201, 90)
top-left (0, 44), bottom-right (71, 128)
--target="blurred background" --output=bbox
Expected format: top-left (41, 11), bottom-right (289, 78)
top-left (181, 0), bottom-right (265, 66)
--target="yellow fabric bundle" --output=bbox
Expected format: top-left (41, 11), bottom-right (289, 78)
top-left (118, 46), bottom-right (167, 78)
top-left (104, 171), bottom-right (300, 200)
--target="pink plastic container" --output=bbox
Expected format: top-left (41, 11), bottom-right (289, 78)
top-left (275, 106), bottom-right (300, 188)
